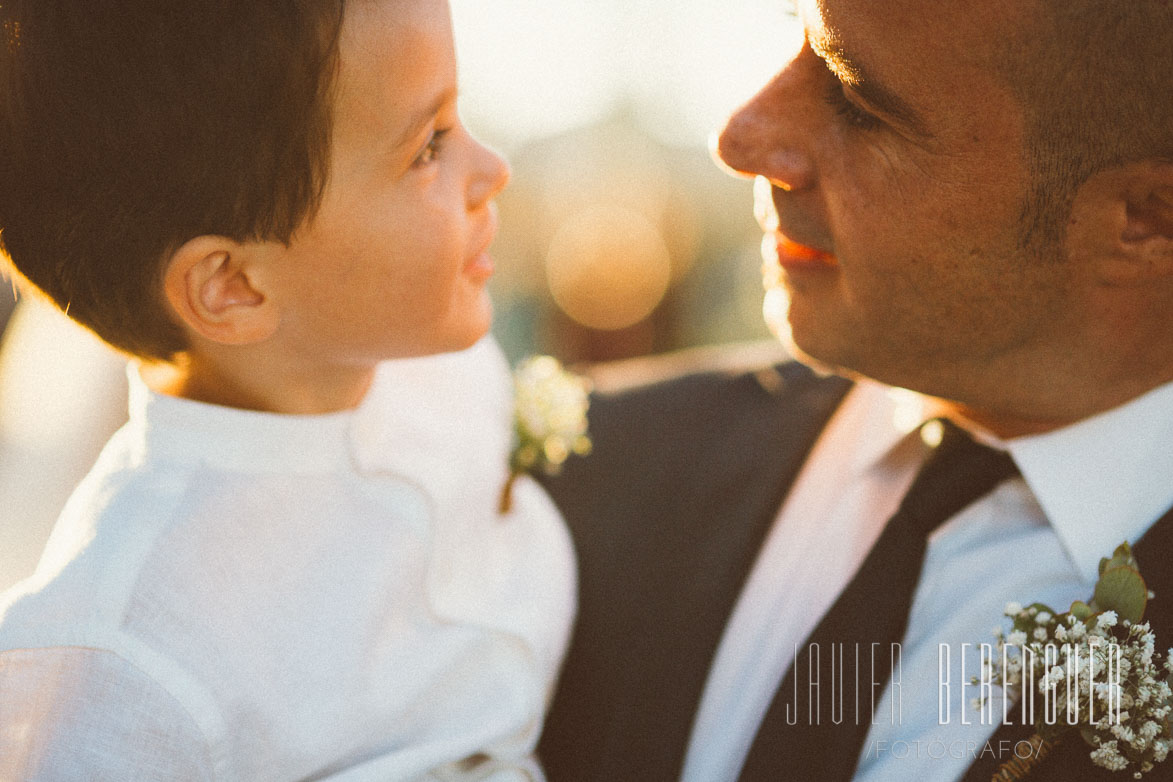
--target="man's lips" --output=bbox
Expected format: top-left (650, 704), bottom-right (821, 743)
top-left (752, 180), bottom-right (836, 269)
top-left (770, 232), bottom-right (837, 269)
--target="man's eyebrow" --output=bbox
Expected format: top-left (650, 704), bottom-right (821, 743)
top-left (812, 37), bottom-right (930, 137)
top-left (394, 85), bottom-right (458, 150)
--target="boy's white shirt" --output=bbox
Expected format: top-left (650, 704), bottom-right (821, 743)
top-left (0, 336), bottom-right (576, 782)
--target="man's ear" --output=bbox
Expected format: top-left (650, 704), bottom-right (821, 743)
top-left (162, 235), bottom-right (279, 345)
top-left (1081, 162), bottom-right (1173, 285)
top-left (1123, 182), bottom-right (1173, 243)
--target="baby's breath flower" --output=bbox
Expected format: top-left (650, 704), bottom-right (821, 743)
top-left (976, 543), bottom-right (1171, 779)
top-left (1112, 723), bottom-right (1136, 744)
top-left (1092, 740), bottom-right (1130, 772)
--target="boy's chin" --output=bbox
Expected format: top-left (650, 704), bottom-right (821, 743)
top-left (447, 322), bottom-right (493, 355)
top-left (402, 304), bottom-right (494, 359)
top-left (451, 297), bottom-right (493, 351)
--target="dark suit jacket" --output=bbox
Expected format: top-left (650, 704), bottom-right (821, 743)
top-left (537, 353), bottom-right (1173, 782)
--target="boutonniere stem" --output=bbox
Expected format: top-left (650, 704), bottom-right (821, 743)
top-left (991, 734), bottom-right (1060, 781)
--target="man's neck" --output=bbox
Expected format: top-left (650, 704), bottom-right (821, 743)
top-left (933, 374), bottom-right (1173, 440)
top-left (934, 401), bottom-right (1077, 439)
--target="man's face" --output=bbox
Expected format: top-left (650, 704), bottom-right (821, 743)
top-left (718, 0), bottom-right (1085, 405)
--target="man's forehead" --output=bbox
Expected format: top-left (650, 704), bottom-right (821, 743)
top-left (802, 0), bottom-right (1032, 95)
top-left (804, 0), bottom-right (1026, 63)
top-left (797, 0), bottom-right (1035, 149)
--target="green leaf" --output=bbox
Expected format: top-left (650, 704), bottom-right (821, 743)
top-left (1093, 565), bottom-right (1148, 624)
top-left (1098, 542), bottom-right (1138, 577)
top-left (1012, 602), bottom-right (1059, 632)
top-left (1068, 600), bottom-right (1094, 622)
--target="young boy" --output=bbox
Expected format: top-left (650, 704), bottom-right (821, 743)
top-left (0, 1), bottom-right (575, 779)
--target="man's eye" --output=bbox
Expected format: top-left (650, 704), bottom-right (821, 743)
top-left (825, 81), bottom-right (881, 131)
top-left (414, 129), bottom-right (449, 166)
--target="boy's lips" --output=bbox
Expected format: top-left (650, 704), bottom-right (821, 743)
top-left (465, 214), bottom-right (498, 278)
top-left (465, 250), bottom-right (494, 278)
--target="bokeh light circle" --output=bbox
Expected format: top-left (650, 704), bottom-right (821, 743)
top-left (545, 206), bottom-right (672, 331)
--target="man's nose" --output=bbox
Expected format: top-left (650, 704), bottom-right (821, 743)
top-left (715, 65), bottom-right (816, 192)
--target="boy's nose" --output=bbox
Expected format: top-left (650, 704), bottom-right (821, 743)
top-left (715, 66), bottom-right (816, 193)
top-left (468, 141), bottom-right (511, 208)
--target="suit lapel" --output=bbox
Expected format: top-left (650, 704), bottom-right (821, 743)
top-left (538, 362), bottom-right (851, 782)
top-left (1132, 504), bottom-right (1173, 641)
top-left (629, 366), bottom-right (852, 780)
top-left (960, 502), bottom-right (1173, 782)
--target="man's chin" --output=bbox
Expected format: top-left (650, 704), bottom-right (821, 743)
top-left (763, 286), bottom-right (847, 379)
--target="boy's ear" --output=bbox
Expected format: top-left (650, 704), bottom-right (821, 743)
top-left (1082, 162), bottom-right (1173, 285)
top-left (162, 235), bottom-right (279, 345)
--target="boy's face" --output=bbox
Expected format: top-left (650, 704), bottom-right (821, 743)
top-left (261, 0), bottom-right (509, 365)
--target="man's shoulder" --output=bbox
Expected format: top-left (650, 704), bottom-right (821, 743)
top-left (581, 340), bottom-right (792, 394)
top-left (578, 340), bottom-right (846, 416)
top-left (541, 341), bottom-right (852, 508)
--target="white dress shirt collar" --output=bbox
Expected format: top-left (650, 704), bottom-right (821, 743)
top-left (882, 379), bottom-right (1173, 583)
top-left (1000, 380), bottom-right (1173, 582)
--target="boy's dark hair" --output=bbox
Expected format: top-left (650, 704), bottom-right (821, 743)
top-left (0, 0), bottom-right (345, 360)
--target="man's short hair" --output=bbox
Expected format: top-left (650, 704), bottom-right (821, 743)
top-left (0, 1), bottom-right (345, 360)
top-left (1006, 1), bottom-right (1173, 249)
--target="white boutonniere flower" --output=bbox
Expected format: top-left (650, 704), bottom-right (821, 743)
top-left (498, 355), bottom-right (592, 513)
top-left (975, 542), bottom-right (1172, 780)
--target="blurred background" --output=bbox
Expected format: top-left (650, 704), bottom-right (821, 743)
top-left (0, 1), bottom-right (801, 588)
top-left (454, 0), bottom-right (800, 364)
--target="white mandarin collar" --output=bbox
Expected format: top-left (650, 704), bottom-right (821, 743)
top-left (347, 336), bottom-right (514, 498)
top-left (1001, 380), bottom-right (1173, 583)
top-left (125, 366), bottom-right (357, 473)
top-left (124, 337), bottom-right (514, 480)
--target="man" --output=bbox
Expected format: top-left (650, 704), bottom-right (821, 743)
top-left (538, 1), bottom-right (1173, 780)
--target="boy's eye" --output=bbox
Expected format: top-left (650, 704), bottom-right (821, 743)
top-left (414, 128), bottom-right (449, 166)
top-left (825, 80), bottom-right (882, 131)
